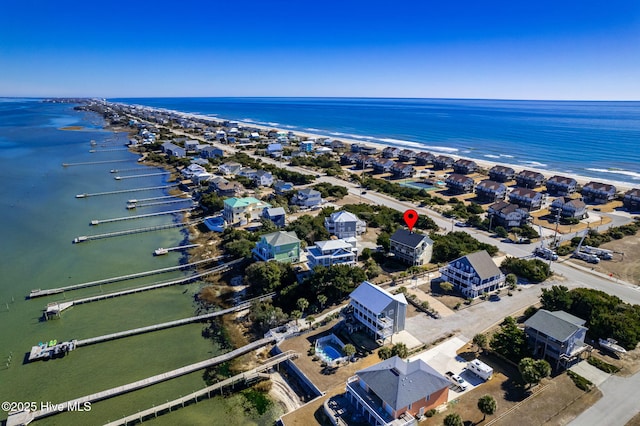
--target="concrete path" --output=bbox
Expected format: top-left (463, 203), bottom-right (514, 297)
top-left (569, 361), bottom-right (611, 387)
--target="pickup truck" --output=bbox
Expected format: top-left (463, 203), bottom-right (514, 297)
top-left (445, 371), bottom-right (469, 390)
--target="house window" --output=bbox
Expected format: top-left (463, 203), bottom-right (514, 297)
top-left (389, 309), bottom-right (394, 315)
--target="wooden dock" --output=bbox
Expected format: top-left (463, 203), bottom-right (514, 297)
top-left (63, 159), bottom-right (132, 167)
top-left (75, 184), bottom-right (178, 198)
top-left (29, 256), bottom-right (225, 298)
top-left (153, 244), bottom-right (200, 255)
top-left (72, 218), bottom-right (204, 244)
top-left (110, 167), bottom-right (150, 174)
top-left (7, 341), bottom-right (288, 426)
top-left (128, 198), bottom-right (193, 209)
top-left (90, 208), bottom-right (194, 225)
top-left (89, 148), bottom-right (129, 153)
top-left (127, 194), bottom-right (191, 204)
top-left (114, 171), bottom-right (171, 180)
top-left (103, 351), bottom-right (297, 426)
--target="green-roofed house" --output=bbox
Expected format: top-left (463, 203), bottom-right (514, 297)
top-left (253, 231), bottom-right (301, 263)
top-left (223, 197), bottom-right (271, 225)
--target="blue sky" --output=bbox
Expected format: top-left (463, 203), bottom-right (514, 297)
top-left (1, 0), bottom-right (639, 100)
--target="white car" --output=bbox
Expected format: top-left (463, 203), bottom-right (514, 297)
top-left (446, 371), bottom-right (469, 390)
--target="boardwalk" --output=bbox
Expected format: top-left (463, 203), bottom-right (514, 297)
top-left (75, 184), bottom-right (178, 198)
top-left (30, 256), bottom-right (226, 298)
top-left (90, 208), bottom-right (194, 225)
top-left (7, 340), bottom-right (286, 426)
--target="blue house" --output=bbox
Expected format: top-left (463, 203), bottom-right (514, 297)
top-left (262, 207), bottom-right (286, 228)
top-left (267, 143), bottom-right (283, 157)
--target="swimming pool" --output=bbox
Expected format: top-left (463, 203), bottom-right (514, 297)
top-left (317, 344), bottom-right (343, 361)
top-left (399, 181), bottom-right (437, 191)
top-left (315, 334), bottom-right (347, 364)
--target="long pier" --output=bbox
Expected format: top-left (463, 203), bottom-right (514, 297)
top-left (115, 172), bottom-right (171, 180)
top-left (7, 339), bottom-right (283, 426)
top-left (154, 244), bottom-right (200, 255)
top-left (29, 256), bottom-right (226, 298)
top-left (128, 194), bottom-right (191, 203)
top-left (129, 198), bottom-right (193, 209)
top-left (43, 260), bottom-right (245, 313)
top-left (75, 184), bottom-right (178, 198)
top-left (110, 167), bottom-right (151, 174)
top-left (90, 148), bottom-right (130, 153)
top-left (103, 351), bottom-right (297, 426)
top-left (90, 208), bottom-right (194, 225)
top-left (63, 159), bottom-right (132, 167)
top-left (72, 218), bottom-right (204, 243)
top-left (75, 292), bottom-right (274, 347)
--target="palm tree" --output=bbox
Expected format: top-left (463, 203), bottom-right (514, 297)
top-left (477, 395), bottom-right (497, 422)
top-left (317, 294), bottom-right (328, 310)
top-left (473, 333), bottom-right (487, 352)
top-left (290, 310), bottom-right (302, 325)
top-left (343, 344), bottom-right (356, 363)
top-left (297, 297), bottom-right (309, 314)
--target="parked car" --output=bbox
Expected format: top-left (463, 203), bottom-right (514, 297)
top-left (445, 371), bottom-right (469, 390)
top-left (455, 221), bottom-right (470, 227)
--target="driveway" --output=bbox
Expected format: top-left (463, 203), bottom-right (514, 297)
top-left (569, 361), bottom-right (611, 387)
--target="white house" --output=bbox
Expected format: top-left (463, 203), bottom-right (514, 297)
top-left (389, 229), bottom-right (433, 266)
top-left (348, 281), bottom-right (407, 342)
top-left (324, 211), bottom-right (366, 239)
top-left (439, 250), bottom-right (505, 298)
top-left (307, 238), bottom-right (358, 269)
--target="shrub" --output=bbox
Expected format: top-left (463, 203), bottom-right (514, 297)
top-left (425, 409), bottom-right (436, 418)
top-left (567, 370), bottom-right (593, 391)
top-left (587, 357), bottom-right (620, 374)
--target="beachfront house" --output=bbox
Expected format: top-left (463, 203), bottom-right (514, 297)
top-left (262, 207), bottom-right (286, 228)
top-left (391, 162), bottom-right (415, 178)
top-left (348, 281), bottom-right (407, 341)
top-left (623, 188), bottom-right (640, 212)
top-left (324, 210), bottom-right (366, 239)
top-left (581, 181), bottom-right (617, 204)
top-left (273, 180), bottom-right (295, 195)
top-left (355, 155), bottom-right (374, 169)
top-left (252, 231), bottom-right (301, 263)
top-left (223, 197), bottom-right (272, 225)
top-left (398, 149), bottom-right (416, 162)
top-left (433, 155), bottom-right (454, 170)
top-left (415, 151), bottom-right (435, 166)
top-left (524, 309), bottom-right (590, 370)
top-left (515, 170), bottom-right (546, 188)
top-left (291, 188), bottom-right (323, 208)
top-left (389, 228), bottom-right (433, 266)
top-left (487, 201), bottom-right (530, 228)
top-left (453, 158), bottom-right (478, 175)
top-left (549, 197), bottom-right (588, 220)
top-left (445, 174), bottom-right (475, 194)
top-left (439, 250), bottom-right (506, 298)
top-left (545, 175), bottom-right (578, 196)
top-left (372, 158), bottom-right (395, 174)
top-left (253, 170), bottom-right (274, 187)
top-left (382, 147), bottom-right (401, 158)
top-left (488, 165), bottom-right (516, 182)
top-left (314, 146), bottom-right (333, 155)
top-left (508, 187), bottom-right (543, 211)
top-left (300, 140), bottom-right (314, 152)
top-left (359, 146), bottom-right (378, 156)
top-left (475, 180), bottom-right (508, 202)
top-left (346, 356), bottom-right (450, 426)
top-left (218, 162), bottom-right (243, 176)
top-left (306, 238), bottom-right (358, 269)
top-left (340, 153), bottom-right (359, 165)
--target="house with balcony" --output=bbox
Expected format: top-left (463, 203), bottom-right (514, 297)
top-left (475, 180), bottom-right (508, 202)
top-left (340, 153), bottom-right (360, 165)
top-left (487, 201), bottom-right (530, 228)
top-left (549, 197), bottom-right (588, 220)
top-left (382, 147), bottom-right (401, 158)
top-left (200, 145), bottom-right (224, 159)
top-left (252, 231), bottom-right (301, 263)
top-left (515, 170), bottom-right (546, 188)
top-left (391, 162), bottom-right (415, 178)
top-left (291, 188), bottom-right (323, 208)
top-left (445, 174), bottom-right (475, 194)
top-left (266, 143), bottom-right (283, 157)
top-left (545, 175), bottom-right (578, 196)
top-left (273, 180), bottom-right (294, 195)
top-left (355, 155), bottom-right (374, 169)
top-left (307, 238), bottom-right (358, 269)
top-left (414, 152), bottom-right (435, 166)
top-left (372, 158), bottom-right (396, 174)
top-left (349, 281), bottom-right (407, 342)
top-left (214, 180), bottom-right (244, 197)
top-left (397, 149), bottom-right (416, 162)
top-left (262, 207), bottom-right (286, 228)
top-left (218, 161), bottom-right (243, 176)
top-left (524, 309), bottom-right (590, 370)
top-left (439, 250), bottom-right (505, 298)
top-left (433, 155), bottom-right (454, 170)
top-left (346, 356), bottom-right (450, 426)
top-left (300, 140), bottom-right (314, 152)
top-left (238, 167), bottom-right (258, 179)
top-left (453, 158), bottom-right (478, 175)
top-left (623, 188), bottom-right (640, 212)
top-left (389, 229), bottom-right (433, 266)
top-left (324, 211), bottom-right (366, 239)
top-left (223, 197), bottom-right (272, 225)
top-left (581, 181), bottom-right (617, 204)
top-left (488, 165), bottom-right (516, 182)
top-left (253, 170), bottom-right (274, 187)
top-left (508, 187), bottom-right (543, 211)
top-left (161, 142), bottom-right (186, 158)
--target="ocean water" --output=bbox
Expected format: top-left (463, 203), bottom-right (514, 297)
top-left (0, 100), bottom-right (230, 425)
top-left (113, 97), bottom-right (640, 186)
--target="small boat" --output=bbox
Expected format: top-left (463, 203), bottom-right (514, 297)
top-left (599, 338), bottom-right (627, 354)
top-left (73, 236), bottom-right (88, 244)
top-left (154, 248), bottom-right (168, 256)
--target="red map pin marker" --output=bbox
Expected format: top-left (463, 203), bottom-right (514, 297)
top-left (403, 209), bottom-right (418, 232)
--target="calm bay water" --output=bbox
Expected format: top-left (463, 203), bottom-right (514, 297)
top-left (0, 100), bottom-right (231, 425)
top-left (113, 97), bottom-right (640, 186)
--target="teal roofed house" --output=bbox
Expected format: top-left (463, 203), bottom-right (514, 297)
top-left (253, 231), bottom-right (301, 263)
top-left (223, 197), bottom-right (271, 225)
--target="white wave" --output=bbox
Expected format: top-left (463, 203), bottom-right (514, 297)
top-left (586, 168), bottom-right (640, 180)
top-left (501, 154), bottom-right (514, 158)
top-left (266, 122), bottom-right (280, 126)
top-left (240, 118), bottom-right (256, 123)
top-left (520, 161), bottom-right (548, 168)
top-left (484, 154), bottom-right (501, 159)
top-left (305, 128), bottom-right (322, 132)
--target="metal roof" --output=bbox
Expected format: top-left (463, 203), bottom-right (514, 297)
top-left (350, 281), bottom-right (407, 314)
top-left (524, 309), bottom-right (587, 342)
top-left (390, 228), bottom-right (433, 248)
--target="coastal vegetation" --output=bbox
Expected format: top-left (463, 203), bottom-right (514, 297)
top-left (430, 231), bottom-right (499, 263)
top-left (341, 203), bottom-right (438, 233)
top-left (289, 154), bottom-right (343, 175)
top-left (359, 176), bottom-right (436, 203)
top-left (500, 257), bottom-right (552, 283)
top-left (490, 316), bottom-right (531, 363)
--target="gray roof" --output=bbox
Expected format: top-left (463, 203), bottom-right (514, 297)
top-left (454, 251), bottom-right (501, 280)
top-left (265, 207), bottom-right (285, 216)
top-left (261, 231), bottom-right (300, 246)
top-left (390, 228), bottom-right (433, 248)
top-left (356, 356), bottom-right (450, 411)
top-left (350, 281), bottom-right (407, 314)
top-left (525, 309), bottom-right (587, 342)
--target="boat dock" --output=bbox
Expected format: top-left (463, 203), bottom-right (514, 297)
top-left (114, 171), bottom-right (171, 180)
top-left (90, 208), bottom-right (194, 225)
top-left (75, 184), bottom-right (178, 198)
top-left (29, 256), bottom-right (226, 298)
top-left (43, 260), bottom-right (244, 315)
top-left (89, 148), bottom-right (129, 153)
top-left (63, 159), bottom-right (133, 167)
top-left (72, 218), bottom-right (204, 244)
top-left (103, 351), bottom-right (297, 426)
top-left (154, 244), bottom-right (200, 255)
top-left (7, 340), bottom-right (287, 426)
top-left (128, 197), bottom-right (192, 210)
top-left (128, 194), bottom-right (191, 203)
top-left (27, 340), bottom-right (77, 361)
top-left (110, 167), bottom-right (150, 174)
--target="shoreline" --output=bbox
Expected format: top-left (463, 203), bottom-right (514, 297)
top-left (166, 109), bottom-right (636, 193)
